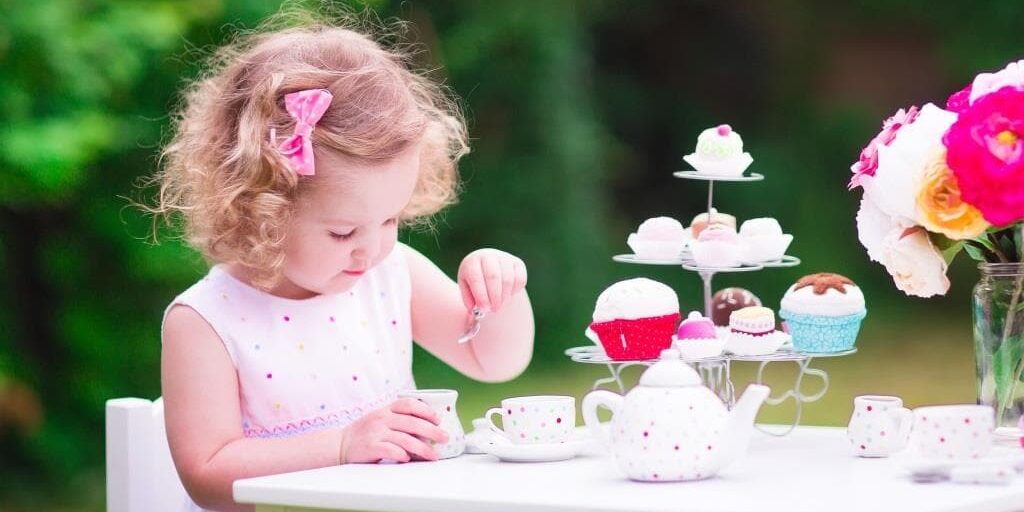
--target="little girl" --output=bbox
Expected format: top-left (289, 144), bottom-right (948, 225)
top-left (152, 18), bottom-right (534, 512)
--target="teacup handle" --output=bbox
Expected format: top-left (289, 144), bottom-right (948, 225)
top-left (895, 407), bottom-right (913, 450)
top-left (582, 390), bottom-right (623, 450)
top-left (484, 407), bottom-right (508, 440)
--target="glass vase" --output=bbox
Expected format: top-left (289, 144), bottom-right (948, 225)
top-left (973, 262), bottom-right (1024, 441)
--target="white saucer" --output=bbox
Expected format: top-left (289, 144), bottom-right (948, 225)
top-left (484, 439), bottom-right (591, 463)
top-left (894, 446), bottom-right (1024, 475)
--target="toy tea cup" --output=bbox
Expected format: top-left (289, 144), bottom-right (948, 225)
top-left (484, 396), bottom-right (576, 445)
top-left (846, 395), bottom-right (912, 457)
top-left (910, 404), bottom-right (994, 460)
top-left (396, 389), bottom-right (465, 459)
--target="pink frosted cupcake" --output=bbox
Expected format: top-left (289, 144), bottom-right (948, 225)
top-left (672, 311), bottom-right (725, 360)
top-left (690, 225), bottom-right (745, 268)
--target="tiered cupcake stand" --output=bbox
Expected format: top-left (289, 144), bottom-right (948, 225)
top-left (564, 170), bottom-right (856, 437)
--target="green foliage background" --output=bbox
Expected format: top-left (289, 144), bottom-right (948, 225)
top-left (0, 0), bottom-right (1021, 508)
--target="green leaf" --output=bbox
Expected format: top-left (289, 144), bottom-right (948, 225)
top-left (930, 233), bottom-right (964, 265)
top-left (992, 334), bottom-right (1024, 407)
top-left (942, 241), bottom-right (964, 265)
top-left (964, 242), bottom-right (988, 262)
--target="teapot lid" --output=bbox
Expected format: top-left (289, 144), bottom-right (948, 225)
top-left (638, 349), bottom-right (703, 387)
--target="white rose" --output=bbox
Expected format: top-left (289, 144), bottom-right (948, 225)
top-left (856, 197), bottom-right (950, 298)
top-left (860, 103), bottom-right (957, 226)
top-left (969, 59), bottom-right (1024, 104)
top-left (879, 227), bottom-right (950, 298)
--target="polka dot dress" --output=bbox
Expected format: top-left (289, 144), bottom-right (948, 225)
top-left (163, 244), bottom-right (416, 440)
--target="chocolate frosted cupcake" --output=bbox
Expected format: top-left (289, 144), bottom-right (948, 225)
top-left (779, 273), bottom-right (866, 353)
top-left (711, 287), bottom-right (762, 326)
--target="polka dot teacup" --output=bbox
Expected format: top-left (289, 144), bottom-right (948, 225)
top-left (910, 405), bottom-right (994, 460)
top-left (396, 389), bottom-right (465, 460)
top-left (485, 396), bottom-right (575, 445)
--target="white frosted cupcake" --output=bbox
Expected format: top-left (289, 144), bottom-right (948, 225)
top-left (586, 278), bottom-right (681, 361)
top-left (690, 225), bottom-right (745, 268)
top-left (683, 124), bottom-right (754, 176)
top-left (779, 273), bottom-right (867, 353)
top-left (739, 218), bottom-right (794, 263)
top-left (627, 217), bottom-right (688, 260)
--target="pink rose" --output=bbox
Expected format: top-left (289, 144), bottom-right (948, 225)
top-left (849, 106), bottom-right (920, 189)
top-left (946, 84), bottom-right (972, 114)
top-left (943, 87), bottom-right (1024, 226)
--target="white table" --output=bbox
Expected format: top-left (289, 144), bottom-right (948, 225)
top-left (234, 426), bottom-right (1024, 512)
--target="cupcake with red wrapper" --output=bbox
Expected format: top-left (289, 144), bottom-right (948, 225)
top-left (725, 306), bottom-right (790, 356)
top-left (672, 311), bottom-right (725, 360)
top-left (585, 278), bottom-right (680, 361)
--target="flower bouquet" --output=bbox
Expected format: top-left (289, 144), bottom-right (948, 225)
top-left (850, 59), bottom-right (1024, 437)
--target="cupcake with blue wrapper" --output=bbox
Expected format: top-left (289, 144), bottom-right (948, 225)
top-left (779, 273), bottom-right (867, 353)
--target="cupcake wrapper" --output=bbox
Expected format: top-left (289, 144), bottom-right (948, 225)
top-left (779, 309), bottom-right (867, 353)
top-left (672, 336), bottom-right (725, 360)
top-left (589, 313), bottom-right (680, 361)
top-left (725, 330), bottom-right (789, 356)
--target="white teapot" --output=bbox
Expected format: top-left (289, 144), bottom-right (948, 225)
top-left (582, 349), bottom-right (769, 481)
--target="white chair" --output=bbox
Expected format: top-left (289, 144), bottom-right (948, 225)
top-left (106, 397), bottom-right (190, 512)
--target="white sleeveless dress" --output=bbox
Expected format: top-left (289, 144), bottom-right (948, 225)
top-left (163, 244), bottom-right (416, 511)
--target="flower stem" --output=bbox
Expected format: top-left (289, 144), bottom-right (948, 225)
top-left (988, 233), bottom-right (1010, 263)
top-left (997, 268), bottom-right (1024, 425)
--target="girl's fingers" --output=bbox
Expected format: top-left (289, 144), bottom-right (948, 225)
top-left (481, 255), bottom-right (503, 312)
top-left (386, 413), bottom-right (449, 443)
top-left (498, 257), bottom-right (515, 310)
top-left (513, 259), bottom-right (528, 293)
top-left (458, 273), bottom-right (476, 311)
top-left (465, 257), bottom-right (491, 313)
top-left (390, 398), bottom-right (440, 424)
top-left (372, 441), bottom-right (411, 463)
top-left (385, 431), bottom-right (439, 461)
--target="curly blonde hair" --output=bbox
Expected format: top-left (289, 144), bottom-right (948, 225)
top-left (149, 9), bottom-right (468, 286)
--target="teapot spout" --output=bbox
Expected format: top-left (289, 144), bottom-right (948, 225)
top-left (719, 384), bottom-right (770, 469)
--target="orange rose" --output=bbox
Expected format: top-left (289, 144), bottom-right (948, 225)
top-left (916, 152), bottom-right (989, 240)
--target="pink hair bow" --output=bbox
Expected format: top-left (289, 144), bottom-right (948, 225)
top-left (277, 88), bottom-right (333, 176)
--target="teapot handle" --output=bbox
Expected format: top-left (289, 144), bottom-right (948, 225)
top-left (582, 390), bottom-right (623, 450)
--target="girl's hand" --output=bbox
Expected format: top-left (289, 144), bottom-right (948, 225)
top-left (457, 248), bottom-right (528, 314)
top-left (339, 398), bottom-right (449, 464)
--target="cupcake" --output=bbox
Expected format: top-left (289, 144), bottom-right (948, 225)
top-left (689, 208), bottom-right (737, 238)
top-left (711, 287), bottom-right (762, 326)
top-left (739, 218), bottom-right (794, 263)
top-left (672, 311), bottom-right (725, 360)
top-left (682, 124), bottom-right (754, 177)
top-left (586, 278), bottom-right (681, 361)
top-left (627, 217), bottom-right (689, 260)
top-left (779, 273), bottom-right (867, 353)
top-left (725, 306), bottom-right (789, 356)
top-left (690, 225), bottom-right (745, 268)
